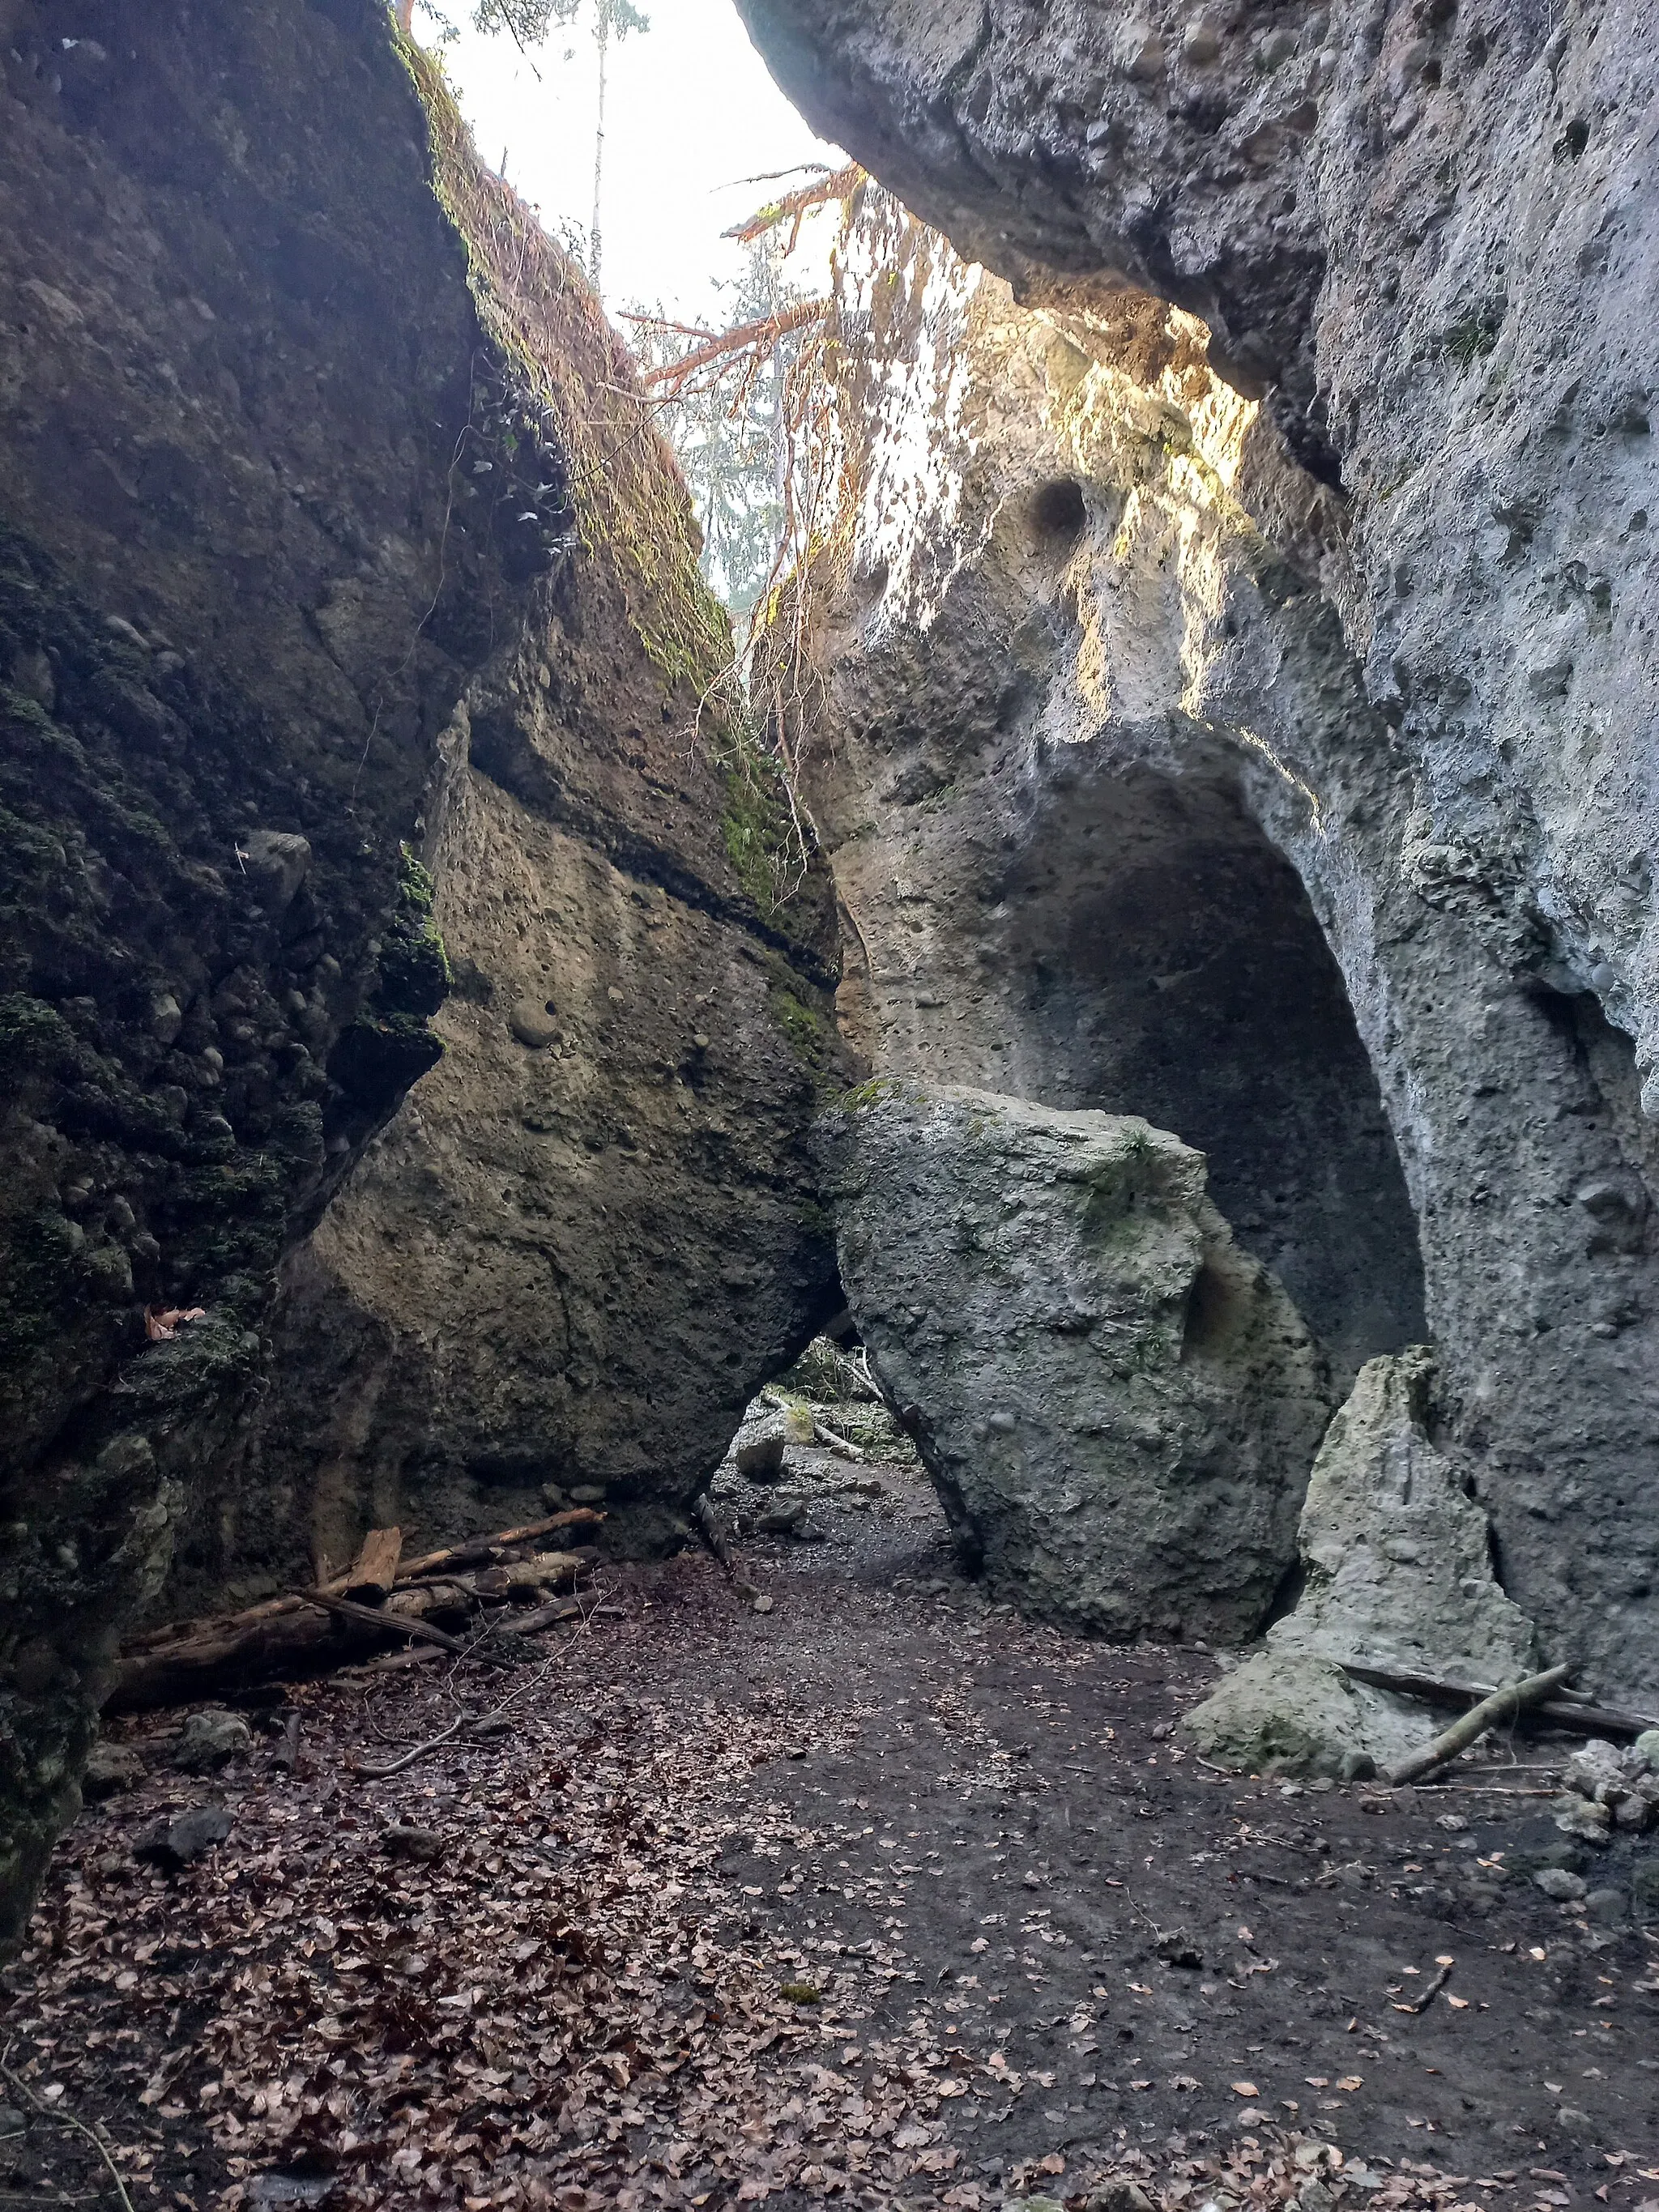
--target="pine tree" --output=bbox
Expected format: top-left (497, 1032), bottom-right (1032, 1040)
top-left (625, 233), bottom-right (821, 621)
top-left (468, 0), bottom-right (648, 286)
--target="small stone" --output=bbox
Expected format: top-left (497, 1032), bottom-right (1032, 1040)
top-left (568, 1484), bottom-right (607, 1506)
top-left (1614, 1782), bottom-right (1659, 1832)
top-left (1533, 1865), bottom-right (1587, 1901)
top-left (540, 1481), bottom-right (567, 1508)
top-left (173, 1709), bottom-right (254, 1774)
top-left (753, 1594), bottom-right (774, 1614)
top-left (1584, 1886), bottom-right (1627, 1924)
top-left (82, 1741), bottom-right (147, 1799)
top-left (134, 1804), bottom-right (233, 1870)
top-left (382, 1825), bottom-right (445, 1861)
top-left (1553, 1792), bottom-right (1612, 1843)
top-left (735, 1430), bottom-right (787, 1481)
top-left (1086, 2185), bottom-right (1155, 2212)
top-left (1567, 1737), bottom-right (1625, 1802)
top-left (0, 2104), bottom-right (25, 2134)
top-left (1631, 1728), bottom-right (1659, 1772)
top-left (1181, 21), bottom-right (1221, 66)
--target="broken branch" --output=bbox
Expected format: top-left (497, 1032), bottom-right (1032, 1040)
top-left (343, 1525), bottom-right (403, 1602)
top-left (1342, 1658), bottom-right (1659, 1739)
top-left (1387, 1663), bottom-right (1573, 1787)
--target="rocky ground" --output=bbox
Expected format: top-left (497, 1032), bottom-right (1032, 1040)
top-left (2, 1438), bottom-right (1657, 2211)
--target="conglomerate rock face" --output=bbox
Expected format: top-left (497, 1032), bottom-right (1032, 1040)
top-left (0, 0), bottom-right (837, 1945)
top-left (1181, 1346), bottom-right (1540, 1777)
top-left (818, 1080), bottom-right (1334, 1640)
top-left (748, 144), bottom-right (1659, 1704)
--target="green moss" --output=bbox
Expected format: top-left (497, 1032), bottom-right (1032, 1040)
top-left (1438, 298), bottom-right (1506, 369)
top-left (794, 1199), bottom-right (835, 1242)
top-left (835, 1076), bottom-right (903, 1114)
top-left (0, 994), bottom-right (75, 1084)
top-left (770, 982), bottom-right (824, 1067)
top-left (716, 727), bottom-right (802, 914)
top-left (376, 843), bottom-right (451, 1020)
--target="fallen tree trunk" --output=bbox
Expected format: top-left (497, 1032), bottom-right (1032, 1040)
top-left (1387, 1663), bottom-right (1573, 1786)
top-left (109, 1522), bottom-right (601, 1710)
top-left (1342, 1660), bottom-right (1659, 1739)
top-left (121, 1509), bottom-right (603, 1661)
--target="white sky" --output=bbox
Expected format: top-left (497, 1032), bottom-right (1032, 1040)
top-left (412, 0), bottom-right (846, 326)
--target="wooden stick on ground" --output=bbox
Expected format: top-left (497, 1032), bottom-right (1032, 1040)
top-left (298, 1590), bottom-right (512, 1667)
top-left (1392, 1958), bottom-right (1454, 2014)
top-left (1343, 1658), bottom-right (1659, 1739)
top-left (0, 2053), bottom-right (135, 2212)
top-left (808, 1414), bottom-right (868, 1463)
top-left (1387, 1663), bottom-right (1572, 1787)
top-left (343, 1525), bottom-right (403, 1601)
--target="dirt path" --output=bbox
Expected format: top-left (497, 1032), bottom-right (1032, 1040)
top-left (3, 1452), bottom-right (1657, 2210)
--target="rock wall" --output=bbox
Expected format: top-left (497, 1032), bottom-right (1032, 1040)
top-left (819, 1080), bottom-right (1333, 1639)
top-left (0, 0), bottom-right (836, 1946)
top-left (755, 161), bottom-right (1659, 1703)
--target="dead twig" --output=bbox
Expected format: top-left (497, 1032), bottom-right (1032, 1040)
top-left (1392, 1958), bottom-right (1454, 2014)
top-left (355, 1593), bottom-right (605, 1779)
top-left (0, 2053), bottom-right (135, 2212)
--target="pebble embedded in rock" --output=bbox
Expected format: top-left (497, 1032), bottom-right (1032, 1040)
top-left (507, 999), bottom-right (560, 1049)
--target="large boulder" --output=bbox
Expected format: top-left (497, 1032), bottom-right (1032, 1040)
top-left (817, 1080), bottom-right (1333, 1639)
top-left (1182, 1347), bottom-right (1539, 1776)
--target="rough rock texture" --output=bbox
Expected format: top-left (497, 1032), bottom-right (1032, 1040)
top-left (0, 2), bottom-right (836, 1944)
top-left (1182, 1346), bottom-right (1538, 1775)
top-left (817, 1080), bottom-right (1333, 1639)
top-left (758, 163), bottom-right (1659, 1707)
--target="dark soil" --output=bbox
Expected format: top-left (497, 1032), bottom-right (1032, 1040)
top-left (3, 1447), bottom-right (1657, 2210)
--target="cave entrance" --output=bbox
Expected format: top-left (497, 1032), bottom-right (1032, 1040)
top-left (992, 757), bottom-right (1425, 1383)
top-left (705, 1325), bottom-right (956, 1596)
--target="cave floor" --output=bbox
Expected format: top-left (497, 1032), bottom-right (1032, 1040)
top-left (3, 1451), bottom-right (1657, 2212)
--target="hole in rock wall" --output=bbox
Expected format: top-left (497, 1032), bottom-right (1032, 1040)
top-left (1029, 475), bottom-right (1088, 549)
top-left (992, 760), bottom-right (1427, 1383)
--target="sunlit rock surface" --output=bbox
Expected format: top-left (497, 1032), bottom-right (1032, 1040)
top-left (773, 174), bottom-right (1659, 1698)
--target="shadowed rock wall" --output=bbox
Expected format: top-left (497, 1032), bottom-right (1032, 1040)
top-left (0, 0), bottom-right (837, 1946)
